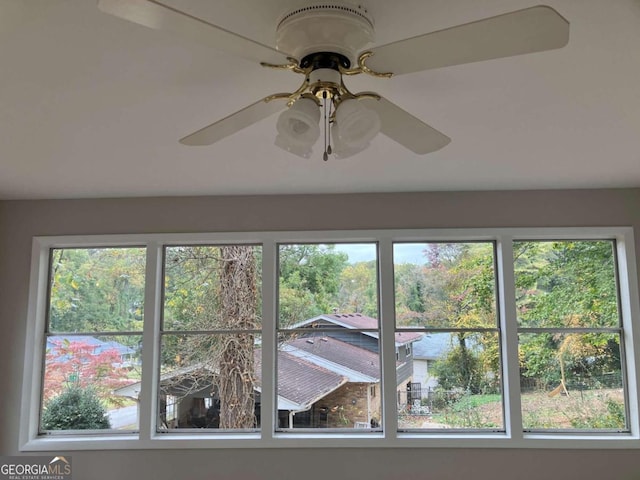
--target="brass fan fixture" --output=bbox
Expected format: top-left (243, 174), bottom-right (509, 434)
top-left (98, 1), bottom-right (569, 160)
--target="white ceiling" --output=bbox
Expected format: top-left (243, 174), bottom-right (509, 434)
top-left (2, 0), bottom-right (640, 199)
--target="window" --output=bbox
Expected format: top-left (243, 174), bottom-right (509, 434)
top-left (394, 242), bottom-right (503, 431)
top-left (159, 245), bottom-right (262, 432)
top-left (514, 240), bottom-right (628, 431)
top-left (20, 228), bottom-right (640, 450)
top-left (41, 247), bottom-right (145, 434)
top-left (276, 243), bottom-right (381, 430)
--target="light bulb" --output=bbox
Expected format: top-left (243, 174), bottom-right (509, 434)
top-left (334, 99), bottom-right (380, 152)
top-left (275, 98), bottom-right (321, 152)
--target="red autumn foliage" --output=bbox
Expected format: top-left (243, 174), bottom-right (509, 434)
top-left (43, 338), bottom-right (134, 404)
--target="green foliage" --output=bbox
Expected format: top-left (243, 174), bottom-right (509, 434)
top-left (515, 241), bottom-right (618, 328)
top-left (521, 390), bottom-right (626, 430)
top-left (163, 246), bottom-right (228, 331)
top-left (430, 393), bottom-right (502, 428)
top-left (568, 398), bottom-right (626, 430)
top-left (515, 241), bottom-right (621, 385)
top-left (402, 243), bottom-right (501, 391)
top-left (431, 334), bottom-right (499, 395)
top-left (395, 263), bottom-right (427, 324)
top-left (49, 248), bottom-right (145, 333)
top-left (42, 385), bottom-right (111, 430)
top-left (337, 261), bottom-right (378, 317)
top-left (278, 245), bottom-right (348, 325)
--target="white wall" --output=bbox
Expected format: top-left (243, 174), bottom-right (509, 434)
top-left (2, 189), bottom-right (640, 479)
top-left (413, 359), bottom-right (439, 393)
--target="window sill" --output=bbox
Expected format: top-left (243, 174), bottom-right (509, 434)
top-left (20, 432), bottom-right (640, 451)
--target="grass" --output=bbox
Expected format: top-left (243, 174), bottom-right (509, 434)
top-left (450, 393), bottom-right (502, 411)
top-left (521, 388), bottom-right (625, 430)
top-left (398, 388), bottom-right (626, 430)
top-left (431, 393), bottom-right (503, 428)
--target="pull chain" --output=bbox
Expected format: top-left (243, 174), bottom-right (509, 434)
top-left (322, 91), bottom-right (329, 161)
top-left (327, 97), bottom-right (333, 156)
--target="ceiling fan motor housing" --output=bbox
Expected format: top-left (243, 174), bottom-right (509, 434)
top-left (275, 3), bottom-right (375, 66)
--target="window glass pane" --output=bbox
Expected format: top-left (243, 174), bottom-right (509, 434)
top-left (48, 248), bottom-right (146, 333)
top-left (398, 332), bottom-right (503, 430)
top-left (158, 333), bottom-right (261, 431)
top-left (276, 243), bottom-right (381, 430)
top-left (276, 331), bottom-right (381, 430)
top-left (394, 242), bottom-right (497, 328)
top-left (41, 334), bottom-right (142, 432)
top-left (163, 245), bottom-right (262, 330)
top-left (519, 332), bottom-right (627, 431)
top-left (42, 246), bottom-right (145, 433)
top-left (514, 240), bottom-right (619, 328)
top-left (278, 243), bottom-right (378, 328)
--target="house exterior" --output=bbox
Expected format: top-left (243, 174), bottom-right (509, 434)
top-left (411, 333), bottom-right (452, 396)
top-left (293, 313), bottom-right (424, 405)
top-left (115, 313), bottom-right (423, 429)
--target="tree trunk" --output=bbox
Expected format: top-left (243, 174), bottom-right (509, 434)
top-left (217, 245), bottom-right (258, 429)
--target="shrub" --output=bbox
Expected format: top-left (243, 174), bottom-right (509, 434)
top-left (42, 385), bottom-right (111, 430)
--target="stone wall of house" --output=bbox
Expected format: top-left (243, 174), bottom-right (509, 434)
top-left (317, 383), bottom-right (376, 428)
top-left (311, 380), bottom-right (416, 428)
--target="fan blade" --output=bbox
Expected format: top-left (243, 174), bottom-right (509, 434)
top-left (361, 97), bottom-right (450, 154)
top-left (180, 97), bottom-right (286, 146)
top-left (366, 5), bottom-right (569, 76)
top-left (97, 0), bottom-right (291, 64)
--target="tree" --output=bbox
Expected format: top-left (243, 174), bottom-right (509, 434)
top-left (215, 245), bottom-right (259, 429)
top-left (425, 243), bottom-right (499, 393)
top-left (162, 245), bottom-right (259, 429)
top-left (42, 385), bottom-right (111, 430)
top-left (394, 263), bottom-right (427, 325)
top-left (515, 241), bottom-right (618, 328)
top-left (48, 248), bottom-right (145, 334)
top-left (515, 241), bottom-right (621, 386)
top-left (43, 338), bottom-right (132, 405)
top-left (432, 339), bottom-right (484, 393)
top-left (337, 261), bottom-right (378, 316)
top-left (278, 245), bottom-right (348, 325)
top-left (395, 243), bottom-right (500, 393)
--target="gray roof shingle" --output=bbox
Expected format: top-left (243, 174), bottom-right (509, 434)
top-left (295, 313), bottom-right (424, 345)
top-left (287, 336), bottom-right (380, 380)
top-left (254, 349), bottom-right (347, 409)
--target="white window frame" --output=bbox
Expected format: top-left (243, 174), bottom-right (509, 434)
top-left (19, 227), bottom-right (640, 451)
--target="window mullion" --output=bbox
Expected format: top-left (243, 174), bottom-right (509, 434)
top-left (139, 241), bottom-right (163, 441)
top-left (261, 239), bottom-right (276, 440)
top-left (21, 239), bottom-right (50, 446)
top-left (496, 235), bottom-right (523, 439)
top-left (378, 236), bottom-right (398, 440)
top-left (616, 231), bottom-right (640, 435)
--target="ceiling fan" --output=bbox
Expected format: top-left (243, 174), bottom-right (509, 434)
top-left (98, 1), bottom-right (569, 160)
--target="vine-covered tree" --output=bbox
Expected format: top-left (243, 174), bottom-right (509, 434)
top-left (216, 245), bottom-right (259, 429)
top-left (162, 245), bottom-right (259, 429)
